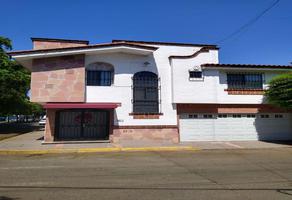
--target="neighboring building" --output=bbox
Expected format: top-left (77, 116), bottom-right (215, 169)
top-left (8, 38), bottom-right (292, 144)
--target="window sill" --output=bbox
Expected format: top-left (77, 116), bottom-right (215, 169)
top-left (224, 89), bottom-right (265, 95)
top-left (129, 113), bottom-right (163, 119)
top-left (189, 77), bottom-right (204, 81)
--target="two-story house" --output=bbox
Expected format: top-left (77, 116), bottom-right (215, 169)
top-left (8, 38), bottom-right (292, 144)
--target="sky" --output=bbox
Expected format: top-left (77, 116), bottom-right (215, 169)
top-left (2, 0), bottom-right (291, 65)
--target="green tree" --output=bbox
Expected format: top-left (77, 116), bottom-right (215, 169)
top-left (265, 73), bottom-right (292, 109)
top-left (0, 36), bottom-right (43, 118)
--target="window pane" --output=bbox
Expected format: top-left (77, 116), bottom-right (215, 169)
top-left (87, 70), bottom-right (112, 86)
top-left (189, 71), bottom-right (202, 78)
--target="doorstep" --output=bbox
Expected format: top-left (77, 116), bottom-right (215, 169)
top-left (42, 140), bottom-right (110, 145)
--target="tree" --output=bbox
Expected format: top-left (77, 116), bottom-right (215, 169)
top-left (0, 36), bottom-right (43, 118)
top-left (265, 73), bottom-right (292, 109)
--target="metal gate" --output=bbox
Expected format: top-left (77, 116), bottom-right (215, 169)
top-left (55, 109), bottom-right (109, 140)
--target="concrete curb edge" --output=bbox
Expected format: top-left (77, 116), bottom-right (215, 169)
top-left (0, 146), bottom-right (200, 155)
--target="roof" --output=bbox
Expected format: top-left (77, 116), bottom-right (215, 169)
top-left (201, 63), bottom-right (292, 69)
top-left (112, 39), bottom-right (219, 48)
top-left (31, 37), bottom-right (89, 45)
top-left (43, 103), bottom-right (121, 109)
top-left (7, 42), bottom-right (158, 56)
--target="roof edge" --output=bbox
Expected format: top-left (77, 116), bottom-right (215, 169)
top-left (31, 37), bottom-right (89, 45)
top-left (112, 39), bottom-right (219, 48)
top-left (8, 42), bottom-right (158, 56)
top-left (169, 46), bottom-right (217, 60)
top-left (201, 63), bottom-right (292, 69)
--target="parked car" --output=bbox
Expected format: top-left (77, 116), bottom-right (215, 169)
top-left (39, 115), bottom-right (46, 126)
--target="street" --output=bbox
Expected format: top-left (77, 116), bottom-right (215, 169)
top-left (1, 148), bottom-right (292, 200)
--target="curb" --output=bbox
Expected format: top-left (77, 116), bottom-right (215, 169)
top-left (0, 146), bottom-right (200, 155)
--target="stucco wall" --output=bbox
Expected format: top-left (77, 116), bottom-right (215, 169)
top-left (31, 54), bottom-right (85, 103)
top-left (171, 49), bottom-right (219, 103)
top-left (85, 46), bottom-right (202, 126)
top-left (172, 53), bottom-right (288, 104)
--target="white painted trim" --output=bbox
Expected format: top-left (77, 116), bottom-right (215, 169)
top-left (12, 46), bottom-right (155, 59)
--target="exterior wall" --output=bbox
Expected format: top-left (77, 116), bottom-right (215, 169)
top-left (111, 126), bottom-right (179, 144)
top-left (172, 58), bottom-right (289, 104)
top-left (85, 45), bottom-right (204, 127)
top-left (33, 41), bottom-right (87, 50)
top-left (171, 50), bottom-right (219, 103)
top-left (31, 55), bottom-right (85, 103)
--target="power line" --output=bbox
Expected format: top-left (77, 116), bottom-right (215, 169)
top-left (216, 0), bottom-right (280, 45)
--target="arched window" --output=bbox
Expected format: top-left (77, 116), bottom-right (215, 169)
top-left (86, 62), bottom-right (114, 86)
top-left (133, 71), bottom-right (159, 113)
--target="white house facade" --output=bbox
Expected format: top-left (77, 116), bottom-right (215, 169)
top-left (9, 38), bottom-right (292, 144)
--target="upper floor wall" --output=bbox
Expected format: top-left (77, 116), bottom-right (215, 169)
top-left (172, 62), bottom-right (291, 104)
top-left (31, 55), bottom-right (85, 103)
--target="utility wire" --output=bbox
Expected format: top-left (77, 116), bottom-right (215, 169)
top-left (216, 0), bottom-right (280, 45)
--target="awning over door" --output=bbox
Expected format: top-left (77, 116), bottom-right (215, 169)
top-left (43, 103), bottom-right (121, 109)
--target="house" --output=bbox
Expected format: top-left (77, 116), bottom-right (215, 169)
top-left (8, 38), bottom-right (292, 144)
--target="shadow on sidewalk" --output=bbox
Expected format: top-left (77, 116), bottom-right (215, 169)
top-left (0, 122), bottom-right (42, 135)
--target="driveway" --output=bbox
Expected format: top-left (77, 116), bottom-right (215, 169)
top-left (1, 149), bottom-right (292, 199)
top-left (1, 129), bottom-right (292, 151)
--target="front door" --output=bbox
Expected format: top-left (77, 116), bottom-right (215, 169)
top-left (56, 109), bottom-right (109, 140)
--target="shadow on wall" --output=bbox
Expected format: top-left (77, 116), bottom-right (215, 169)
top-left (255, 98), bottom-right (292, 142)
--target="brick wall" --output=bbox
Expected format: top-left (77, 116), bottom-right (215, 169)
top-left (31, 55), bottom-right (85, 103)
top-left (33, 41), bottom-right (87, 50)
top-left (177, 104), bottom-right (289, 114)
top-left (110, 126), bottom-right (179, 144)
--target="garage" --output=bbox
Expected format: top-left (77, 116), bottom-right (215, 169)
top-left (55, 109), bottom-right (110, 141)
top-left (179, 113), bottom-right (292, 141)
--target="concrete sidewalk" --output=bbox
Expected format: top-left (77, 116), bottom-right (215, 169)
top-left (0, 131), bottom-right (292, 154)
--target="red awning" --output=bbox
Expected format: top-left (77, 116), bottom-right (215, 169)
top-left (43, 103), bottom-right (121, 109)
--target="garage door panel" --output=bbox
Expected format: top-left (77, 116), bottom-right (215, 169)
top-left (180, 118), bottom-right (214, 141)
top-left (180, 113), bottom-right (292, 142)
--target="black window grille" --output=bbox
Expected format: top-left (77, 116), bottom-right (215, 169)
top-left (189, 71), bottom-right (202, 78)
top-left (227, 73), bottom-right (263, 90)
top-left (87, 70), bottom-right (112, 86)
top-left (132, 71), bottom-right (159, 114)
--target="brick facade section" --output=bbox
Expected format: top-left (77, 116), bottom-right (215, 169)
top-left (33, 41), bottom-right (87, 50)
top-left (44, 109), bottom-right (56, 142)
top-left (225, 89), bottom-right (265, 95)
top-left (110, 126), bottom-right (179, 144)
top-left (129, 113), bottom-right (162, 119)
top-left (177, 104), bottom-right (289, 114)
top-left (31, 55), bottom-right (85, 103)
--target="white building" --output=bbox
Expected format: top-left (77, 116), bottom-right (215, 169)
top-left (9, 38), bottom-right (292, 144)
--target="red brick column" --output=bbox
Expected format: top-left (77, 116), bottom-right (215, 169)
top-left (44, 109), bottom-right (56, 142)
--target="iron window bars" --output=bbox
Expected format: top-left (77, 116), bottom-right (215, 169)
top-left (132, 71), bottom-right (160, 114)
top-left (227, 73), bottom-right (264, 90)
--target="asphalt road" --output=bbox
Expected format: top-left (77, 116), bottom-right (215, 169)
top-left (1, 148), bottom-right (292, 200)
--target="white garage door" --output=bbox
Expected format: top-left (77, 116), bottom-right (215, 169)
top-left (179, 113), bottom-right (292, 141)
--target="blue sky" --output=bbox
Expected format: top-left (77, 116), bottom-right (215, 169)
top-left (2, 0), bottom-right (291, 65)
